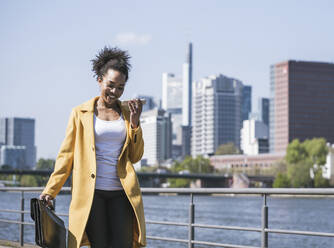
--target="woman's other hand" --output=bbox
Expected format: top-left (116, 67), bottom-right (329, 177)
top-left (128, 99), bottom-right (143, 129)
top-left (39, 193), bottom-right (54, 207)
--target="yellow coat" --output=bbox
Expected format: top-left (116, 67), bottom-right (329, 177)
top-left (42, 96), bottom-right (146, 248)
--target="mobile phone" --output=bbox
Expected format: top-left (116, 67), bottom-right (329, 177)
top-left (121, 99), bottom-right (147, 107)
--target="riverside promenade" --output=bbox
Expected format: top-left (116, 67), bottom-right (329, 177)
top-left (0, 240), bottom-right (37, 247)
top-left (1, 187), bottom-right (334, 248)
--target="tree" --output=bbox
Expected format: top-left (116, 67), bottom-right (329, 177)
top-left (1, 164), bottom-right (13, 170)
top-left (168, 156), bottom-right (213, 187)
top-left (287, 160), bottom-right (313, 188)
top-left (303, 138), bottom-right (328, 166)
top-left (0, 164), bottom-right (13, 180)
top-left (168, 178), bottom-right (191, 188)
top-left (20, 175), bottom-right (38, 187)
top-left (273, 172), bottom-right (290, 188)
top-left (182, 156), bottom-right (213, 174)
top-left (36, 158), bottom-right (55, 170)
top-left (314, 168), bottom-right (330, 188)
top-left (215, 142), bottom-right (241, 155)
top-left (284, 138), bottom-right (330, 188)
top-left (286, 139), bottom-right (308, 164)
top-left (138, 165), bottom-right (159, 173)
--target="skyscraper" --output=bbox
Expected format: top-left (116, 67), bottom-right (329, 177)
top-left (181, 42), bottom-right (193, 157)
top-left (140, 108), bottom-right (172, 165)
top-left (162, 73), bottom-right (183, 112)
top-left (242, 85), bottom-right (252, 121)
top-left (192, 74), bottom-right (244, 156)
top-left (270, 60), bottom-right (334, 153)
top-left (0, 117), bottom-right (37, 168)
top-left (161, 73), bottom-right (183, 158)
top-left (241, 119), bottom-right (269, 155)
top-left (258, 97), bottom-right (269, 126)
top-left (182, 42), bottom-right (192, 127)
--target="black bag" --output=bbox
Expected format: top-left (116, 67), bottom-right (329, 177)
top-left (30, 198), bottom-right (66, 248)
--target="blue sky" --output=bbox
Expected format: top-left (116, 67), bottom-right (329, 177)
top-left (1, 0), bottom-right (334, 159)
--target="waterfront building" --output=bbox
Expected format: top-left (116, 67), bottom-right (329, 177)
top-left (162, 73), bottom-right (183, 112)
top-left (248, 112), bottom-right (261, 121)
top-left (162, 42), bottom-right (193, 158)
top-left (241, 119), bottom-right (269, 155)
top-left (258, 97), bottom-right (269, 126)
top-left (182, 42), bottom-right (193, 157)
top-left (192, 74), bottom-right (244, 157)
top-left (0, 145), bottom-right (26, 169)
top-left (140, 108), bottom-right (172, 166)
top-left (162, 72), bottom-right (183, 158)
top-left (242, 85), bottom-right (252, 122)
top-left (0, 117), bottom-right (36, 168)
top-left (210, 153), bottom-right (285, 172)
top-left (270, 60), bottom-right (334, 153)
top-left (322, 143), bottom-right (334, 185)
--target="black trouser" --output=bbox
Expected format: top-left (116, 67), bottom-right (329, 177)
top-left (85, 189), bottom-right (133, 248)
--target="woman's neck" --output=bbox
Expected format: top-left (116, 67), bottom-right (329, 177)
top-left (96, 97), bottom-right (119, 110)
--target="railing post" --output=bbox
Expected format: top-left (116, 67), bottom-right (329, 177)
top-left (188, 193), bottom-right (195, 248)
top-left (19, 191), bottom-right (24, 247)
top-left (261, 194), bottom-right (268, 248)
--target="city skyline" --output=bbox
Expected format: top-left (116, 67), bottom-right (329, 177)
top-left (1, 0), bottom-right (334, 159)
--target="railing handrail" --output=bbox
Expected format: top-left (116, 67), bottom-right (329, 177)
top-left (1, 187), bottom-right (334, 248)
top-left (1, 186), bottom-right (334, 195)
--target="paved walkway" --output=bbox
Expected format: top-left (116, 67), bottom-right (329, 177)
top-left (0, 240), bottom-right (38, 248)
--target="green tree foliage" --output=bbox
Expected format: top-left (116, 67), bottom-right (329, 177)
top-left (168, 178), bottom-right (191, 188)
top-left (32, 158), bottom-right (56, 186)
top-left (275, 138), bottom-right (329, 188)
top-left (314, 168), bottom-right (330, 188)
top-left (1, 164), bottom-right (13, 170)
top-left (36, 158), bottom-right (55, 170)
top-left (168, 156), bottom-right (213, 187)
top-left (181, 156), bottom-right (214, 174)
top-left (138, 165), bottom-right (159, 173)
top-left (0, 165), bottom-right (13, 181)
top-left (303, 138), bottom-right (328, 166)
top-left (215, 142), bottom-right (241, 155)
top-left (287, 160), bottom-right (313, 188)
top-left (273, 172), bottom-right (290, 188)
top-left (285, 139), bottom-right (308, 164)
top-left (20, 175), bottom-right (39, 187)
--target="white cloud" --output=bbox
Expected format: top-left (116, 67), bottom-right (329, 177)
top-left (114, 32), bottom-right (152, 46)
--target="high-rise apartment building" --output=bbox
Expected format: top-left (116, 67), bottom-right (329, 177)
top-left (140, 108), bottom-right (172, 165)
top-left (241, 119), bottom-right (269, 155)
top-left (162, 73), bottom-right (183, 112)
top-left (270, 60), bottom-right (334, 153)
top-left (0, 117), bottom-right (37, 168)
top-left (0, 146), bottom-right (26, 169)
top-left (161, 72), bottom-right (183, 158)
top-left (181, 42), bottom-right (193, 157)
top-left (258, 97), bottom-right (269, 126)
top-left (192, 74), bottom-right (244, 157)
top-left (242, 85), bottom-right (252, 121)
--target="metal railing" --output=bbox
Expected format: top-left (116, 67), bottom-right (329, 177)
top-left (0, 187), bottom-right (334, 248)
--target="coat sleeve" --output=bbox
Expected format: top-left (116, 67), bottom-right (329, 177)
top-left (42, 108), bottom-right (77, 198)
top-left (128, 121), bottom-right (144, 164)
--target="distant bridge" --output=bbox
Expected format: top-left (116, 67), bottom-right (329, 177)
top-left (0, 170), bottom-right (274, 187)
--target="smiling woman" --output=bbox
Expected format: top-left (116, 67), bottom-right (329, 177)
top-left (39, 46), bottom-right (146, 248)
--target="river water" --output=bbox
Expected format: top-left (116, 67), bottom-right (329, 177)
top-left (0, 192), bottom-right (333, 248)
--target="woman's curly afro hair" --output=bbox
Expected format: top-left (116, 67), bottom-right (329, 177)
top-left (91, 46), bottom-right (131, 82)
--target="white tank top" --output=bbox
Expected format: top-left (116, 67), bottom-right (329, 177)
top-left (93, 113), bottom-right (126, 191)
